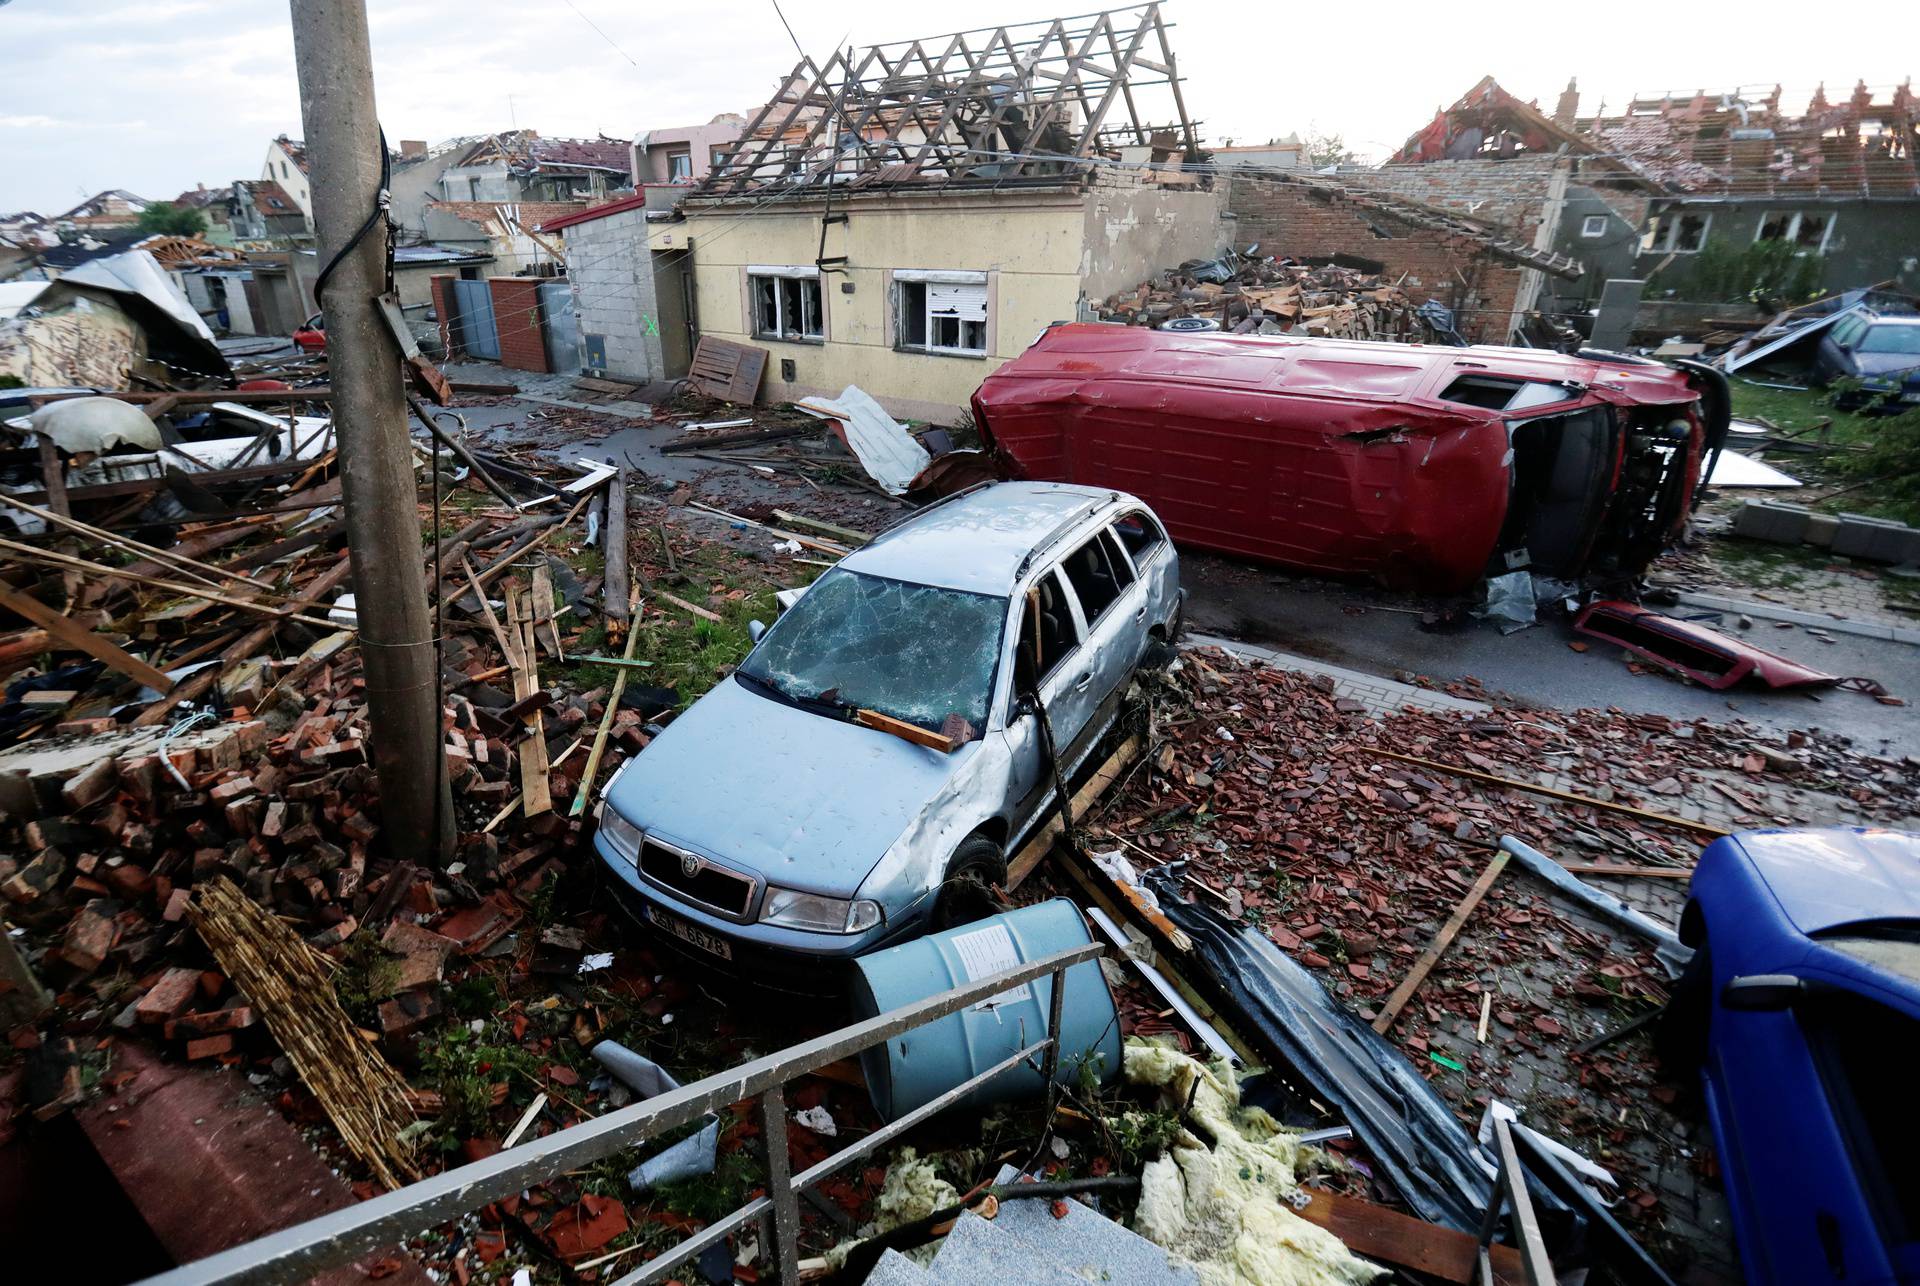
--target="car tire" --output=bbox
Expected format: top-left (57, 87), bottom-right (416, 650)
top-left (1656, 941), bottom-right (1712, 1076)
top-left (929, 835), bottom-right (1007, 933)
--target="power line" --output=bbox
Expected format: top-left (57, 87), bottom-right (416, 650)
top-left (561, 0), bottom-right (638, 68)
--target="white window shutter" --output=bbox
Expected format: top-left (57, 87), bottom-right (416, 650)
top-left (927, 282), bottom-right (987, 322)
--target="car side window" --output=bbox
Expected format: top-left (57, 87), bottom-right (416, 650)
top-left (1059, 533), bottom-right (1128, 625)
top-left (1015, 569), bottom-right (1080, 690)
top-left (1832, 316), bottom-right (1867, 348)
top-left (1113, 511), bottom-right (1166, 562)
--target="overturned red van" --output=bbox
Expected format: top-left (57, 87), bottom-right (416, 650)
top-left (971, 324), bottom-right (1727, 593)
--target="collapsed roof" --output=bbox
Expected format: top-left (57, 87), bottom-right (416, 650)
top-left (696, 2), bottom-right (1198, 197)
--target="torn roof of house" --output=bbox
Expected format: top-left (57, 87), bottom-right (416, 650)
top-left (273, 135), bottom-right (310, 174)
top-left (451, 132), bottom-right (633, 176)
top-left (693, 2), bottom-right (1198, 200)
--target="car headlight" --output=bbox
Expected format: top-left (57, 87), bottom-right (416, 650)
top-left (760, 887), bottom-right (883, 934)
top-left (599, 809), bottom-right (642, 863)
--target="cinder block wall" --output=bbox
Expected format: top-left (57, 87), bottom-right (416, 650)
top-left (487, 276), bottom-right (550, 374)
top-left (430, 274), bottom-right (461, 360)
top-left (565, 206), bottom-right (668, 383)
top-left (1223, 176), bottom-right (1523, 343)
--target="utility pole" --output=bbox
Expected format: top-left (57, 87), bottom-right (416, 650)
top-left (289, 0), bottom-right (455, 862)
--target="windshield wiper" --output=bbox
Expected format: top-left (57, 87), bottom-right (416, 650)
top-left (734, 670), bottom-right (852, 720)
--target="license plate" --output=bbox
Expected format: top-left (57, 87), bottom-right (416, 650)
top-left (646, 905), bottom-right (733, 960)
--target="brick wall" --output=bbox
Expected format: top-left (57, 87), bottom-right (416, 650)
top-left (1223, 176), bottom-right (1524, 343)
top-left (487, 276), bottom-right (550, 374)
top-left (430, 275), bottom-right (460, 360)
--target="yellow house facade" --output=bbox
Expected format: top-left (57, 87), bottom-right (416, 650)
top-left (671, 172), bottom-right (1224, 422)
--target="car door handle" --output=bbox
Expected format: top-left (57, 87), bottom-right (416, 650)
top-left (1132, 602), bottom-right (1147, 621)
top-left (1073, 670), bottom-right (1093, 690)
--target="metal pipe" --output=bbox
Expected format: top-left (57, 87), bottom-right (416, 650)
top-left (1085, 904), bottom-right (1238, 1065)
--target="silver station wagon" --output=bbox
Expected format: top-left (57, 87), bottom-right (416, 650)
top-left (594, 481), bottom-right (1182, 986)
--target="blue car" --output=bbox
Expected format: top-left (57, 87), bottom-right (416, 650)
top-left (1663, 828), bottom-right (1920, 1285)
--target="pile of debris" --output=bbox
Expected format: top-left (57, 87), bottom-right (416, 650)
top-left (1095, 253), bottom-right (1423, 341)
top-left (1065, 647), bottom-right (1919, 1263)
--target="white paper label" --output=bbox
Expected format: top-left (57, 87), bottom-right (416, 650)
top-left (951, 923), bottom-right (1031, 1010)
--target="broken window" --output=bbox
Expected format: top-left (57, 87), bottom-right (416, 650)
top-left (1640, 210), bottom-right (1710, 254)
top-left (1016, 569), bottom-right (1080, 690)
top-left (1059, 532), bottom-right (1132, 625)
top-left (1755, 210), bottom-right (1832, 253)
top-left (896, 273), bottom-right (988, 355)
top-left (749, 268), bottom-right (823, 342)
top-left (1112, 511), bottom-right (1166, 562)
top-left (1580, 214), bottom-right (1608, 238)
top-left (668, 151), bottom-right (693, 181)
top-left (737, 568), bottom-right (1006, 733)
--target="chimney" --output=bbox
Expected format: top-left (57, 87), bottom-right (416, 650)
top-left (400, 139), bottom-right (428, 158)
top-left (1553, 78), bottom-right (1579, 126)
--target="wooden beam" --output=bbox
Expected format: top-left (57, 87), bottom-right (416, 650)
top-left (1372, 850), bottom-right (1508, 1034)
top-left (854, 708), bottom-right (956, 754)
top-left (1559, 861), bottom-right (1692, 880)
top-left (1007, 735), bottom-right (1140, 888)
top-left (1370, 749), bottom-right (1730, 838)
top-left (0, 582), bottom-right (173, 692)
top-left (505, 586), bottom-right (552, 819)
top-left (653, 589), bottom-right (722, 624)
top-left (35, 438), bottom-right (70, 520)
top-left (770, 509), bottom-right (870, 545)
top-left (1295, 1190), bottom-right (1525, 1285)
top-left (570, 589), bottom-right (644, 819)
top-left (601, 466), bottom-right (629, 641)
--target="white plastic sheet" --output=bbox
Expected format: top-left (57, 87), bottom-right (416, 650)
top-left (795, 384), bottom-right (930, 495)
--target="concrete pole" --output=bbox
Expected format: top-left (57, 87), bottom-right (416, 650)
top-left (289, 0), bottom-right (455, 862)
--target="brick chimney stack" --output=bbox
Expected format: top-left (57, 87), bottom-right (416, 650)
top-left (1553, 78), bottom-right (1579, 126)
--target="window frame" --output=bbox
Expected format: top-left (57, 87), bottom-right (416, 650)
top-left (1011, 566), bottom-right (1084, 704)
top-left (1057, 531), bottom-right (1131, 629)
top-left (1111, 510), bottom-right (1166, 566)
top-left (666, 150), bottom-right (693, 182)
top-left (1754, 209), bottom-right (1836, 255)
top-left (894, 269), bottom-right (989, 358)
top-left (1641, 210), bottom-right (1711, 255)
top-left (1580, 214), bottom-right (1609, 238)
top-left (747, 265), bottom-right (825, 344)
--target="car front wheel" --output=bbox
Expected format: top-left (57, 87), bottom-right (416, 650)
top-left (929, 835), bottom-right (1007, 933)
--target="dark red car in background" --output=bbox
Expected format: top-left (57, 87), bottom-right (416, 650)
top-left (972, 324), bottom-right (1728, 594)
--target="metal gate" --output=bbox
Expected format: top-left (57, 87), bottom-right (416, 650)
top-left (538, 280), bottom-right (580, 373)
top-left (450, 278), bottom-right (499, 360)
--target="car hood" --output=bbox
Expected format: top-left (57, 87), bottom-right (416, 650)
top-left (603, 675), bottom-right (973, 898)
top-left (1734, 828), bottom-right (1920, 934)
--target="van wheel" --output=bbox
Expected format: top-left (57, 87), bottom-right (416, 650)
top-left (930, 836), bottom-right (1007, 933)
top-left (1656, 942), bottom-right (1712, 1076)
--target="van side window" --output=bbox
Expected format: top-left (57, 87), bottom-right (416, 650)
top-left (1016, 569), bottom-right (1079, 688)
top-left (1113, 511), bottom-right (1165, 561)
top-left (1060, 534), bottom-right (1126, 624)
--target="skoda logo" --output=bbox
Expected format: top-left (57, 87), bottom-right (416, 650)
top-left (680, 853), bottom-right (701, 879)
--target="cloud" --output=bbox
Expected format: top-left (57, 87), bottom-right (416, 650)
top-left (0, 114), bottom-right (66, 128)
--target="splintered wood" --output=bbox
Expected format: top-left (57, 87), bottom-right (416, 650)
top-left (188, 875), bottom-right (418, 1189)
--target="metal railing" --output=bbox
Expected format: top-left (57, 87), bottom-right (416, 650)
top-left (1476, 1113), bottom-right (1556, 1286)
top-left (137, 941), bottom-right (1102, 1286)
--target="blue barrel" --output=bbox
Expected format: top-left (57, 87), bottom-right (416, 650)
top-left (850, 899), bottom-right (1122, 1122)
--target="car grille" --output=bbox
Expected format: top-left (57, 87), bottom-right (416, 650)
top-left (638, 839), bottom-right (755, 918)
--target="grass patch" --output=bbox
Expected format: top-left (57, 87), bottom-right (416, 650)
top-left (633, 586), bottom-right (778, 708)
top-left (1706, 539), bottom-right (1828, 590)
top-left (419, 1025), bottom-right (541, 1145)
top-left (1725, 380), bottom-right (1920, 524)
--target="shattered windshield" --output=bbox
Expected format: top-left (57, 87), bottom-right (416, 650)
top-left (737, 568), bottom-right (1006, 737)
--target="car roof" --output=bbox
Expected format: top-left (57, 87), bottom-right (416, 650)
top-left (839, 481), bottom-right (1120, 594)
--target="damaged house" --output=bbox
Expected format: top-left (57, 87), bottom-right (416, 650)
top-left (0, 248), bottom-right (227, 389)
top-left (580, 3), bottom-right (1222, 418)
top-left (1586, 80), bottom-right (1920, 298)
top-left (437, 131), bottom-right (634, 204)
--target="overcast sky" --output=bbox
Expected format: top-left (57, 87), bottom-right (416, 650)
top-left (0, 0), bottom-right (1910, 215)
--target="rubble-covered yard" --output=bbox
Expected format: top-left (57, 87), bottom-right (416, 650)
top-left (1039, 642), bottom-right (1920, 1278)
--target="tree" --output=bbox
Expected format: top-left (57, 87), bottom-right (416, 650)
top-left (135, 202), bottom-right (208, 237)
top-left (1304, 131), bottom-right (1359, 169)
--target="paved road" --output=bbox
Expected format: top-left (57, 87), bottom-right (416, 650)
top-left (1182, 554), bottom-right (1920, 758)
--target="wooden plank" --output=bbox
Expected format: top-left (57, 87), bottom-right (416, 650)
top-left (36, 438), bottom-right (70, 520)
top-left (658, 425), bottom-right (812, 455)
top-left (771, 509), bottom-right (871, 545)
top-left (1295, 1190), bottom-right (1525, 1285)
top-left (1373, 851), bottom-right (1508, 1034)
top-left (1371, 749), bottom-right (1730, 837)
top-left (854, 709), bottom-right (956, 754)
top-left (654, 589), bottom-right (722, 623)
top-left (0, 583), bottom-right (173, 692)
top-left (1007, 736), bottom-right (1140, 889)
top-left (570, 589), bottom-right (644, 818)
top-left (529, 562), bottom-right (562, 660)
top-left (505, 587), bottom-right (552, 819)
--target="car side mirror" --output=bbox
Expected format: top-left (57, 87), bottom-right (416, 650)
top-left (1720, 974), bottom-right (1812, 1011)
top-left (748, 620), bottom-right (766, 643)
